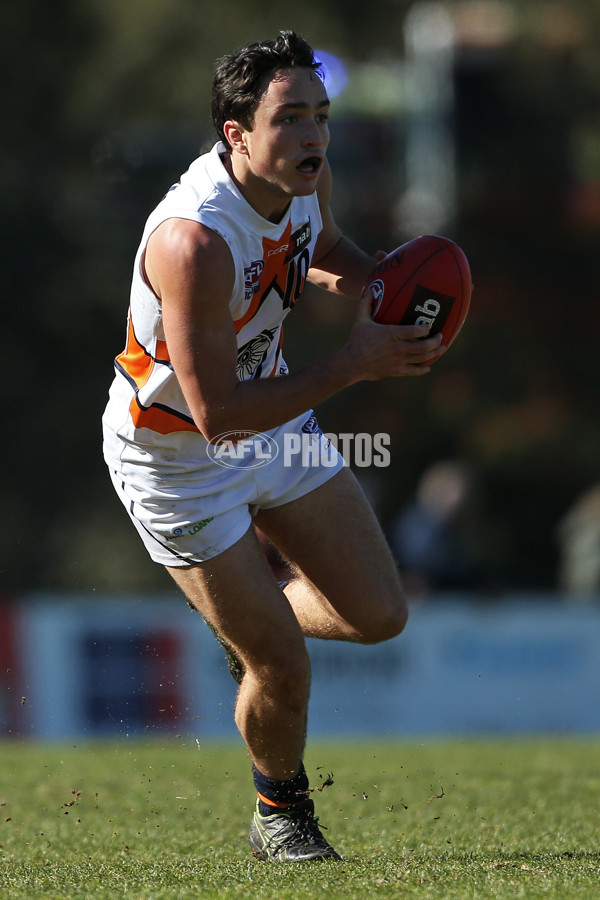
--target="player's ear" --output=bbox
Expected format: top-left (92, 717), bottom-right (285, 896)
top-left (223, 120), bottom-right (249, 155)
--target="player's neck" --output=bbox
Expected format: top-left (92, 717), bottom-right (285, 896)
top-left (221, 151), bottom-right (291, 224)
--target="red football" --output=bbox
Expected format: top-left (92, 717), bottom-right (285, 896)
top-left (366, 234), bottom-right (472, 354)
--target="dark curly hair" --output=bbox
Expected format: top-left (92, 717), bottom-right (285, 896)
top-left (211, 31), bottom-right (324, 148)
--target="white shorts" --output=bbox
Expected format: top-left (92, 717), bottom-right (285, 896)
top-left (107, 412), bottom-right (344, 566)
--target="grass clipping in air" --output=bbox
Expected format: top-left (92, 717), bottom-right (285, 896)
top-left (0, 737), bottom-right (598, 899)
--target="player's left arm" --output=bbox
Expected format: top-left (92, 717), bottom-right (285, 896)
top-left (307, 158), bottom-right (378, 298)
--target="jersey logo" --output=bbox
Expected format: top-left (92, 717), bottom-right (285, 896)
top-left (236, 328), bottom-right (277, 380)
top-left (244, 260), bottom-right (265, 301)
top-left (285, 221), bottom-right (312, 262)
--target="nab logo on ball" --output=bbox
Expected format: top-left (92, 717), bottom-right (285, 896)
top-left (401, 284), bottom-right (454, 333)
top-left (206, 430), bottom-right (279, 469)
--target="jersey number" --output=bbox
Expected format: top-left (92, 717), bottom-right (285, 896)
top-left (272, 248), bottom-right (310, 311)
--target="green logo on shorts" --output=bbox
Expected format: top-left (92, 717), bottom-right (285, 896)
top-left (172, 517), bottom-right (214, 539)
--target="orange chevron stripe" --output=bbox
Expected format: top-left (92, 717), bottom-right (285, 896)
top-left (116, 317), bottom-right (200, 435)
top-left (234, 222), bottom-right (292, 334)
top-left (128, 397), bottom-right (200, 435)
top-left (115, 316), bottom-right (171, 388)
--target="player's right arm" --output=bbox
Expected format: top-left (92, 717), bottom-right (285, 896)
top-left (146, 217), bottom-right (241, 440)
top-left (146, 219), bottom-right (444, 441)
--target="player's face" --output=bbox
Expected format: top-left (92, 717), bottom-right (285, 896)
top-left (227, 67), bottom-right (330, 221)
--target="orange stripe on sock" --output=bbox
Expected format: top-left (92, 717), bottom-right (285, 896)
top-left (257, 792), bottom-right (291, 810)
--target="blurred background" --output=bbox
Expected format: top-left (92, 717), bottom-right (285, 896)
top-left (2, 0), bottom-right (600, 738)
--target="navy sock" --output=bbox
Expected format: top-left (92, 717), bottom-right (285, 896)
top-left (252, 762), bottom-right (310, 816)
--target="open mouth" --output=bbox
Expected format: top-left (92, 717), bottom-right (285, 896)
top-left (297, 156), bottom-right (322, 174)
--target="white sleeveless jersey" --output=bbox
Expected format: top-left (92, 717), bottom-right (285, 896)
top-left (103, 141), bottom-right (323, 473)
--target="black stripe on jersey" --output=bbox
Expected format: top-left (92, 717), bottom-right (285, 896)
top-left (133, 393), bottom-right (196, 427)
top-left (113, 359), bottom-right (196, 427)
top-left (113, 352), bottom-right (172, 394)
top-left (114, 358), bottom-right (142, 392)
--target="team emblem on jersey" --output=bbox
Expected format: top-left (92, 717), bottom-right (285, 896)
top-left (244, 260), bottom-right (265, 301)
top-left (301, 415), bottom-right (323, 437)
top-left (236, 328), bottom-right (277, 380)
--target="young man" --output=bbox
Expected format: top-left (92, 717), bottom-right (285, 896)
top-left (102, 31), bottom-right (445, 862)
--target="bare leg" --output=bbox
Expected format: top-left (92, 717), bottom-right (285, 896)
top-left (167, 528), bottom-right (308, 781)
top-left (167, 467), bottom-right (407, 781)
top-left (255, 466), bottom-right (408, 643)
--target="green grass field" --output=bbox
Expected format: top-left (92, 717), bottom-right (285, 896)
top-left (0, 737), bottom-right (598, 899)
